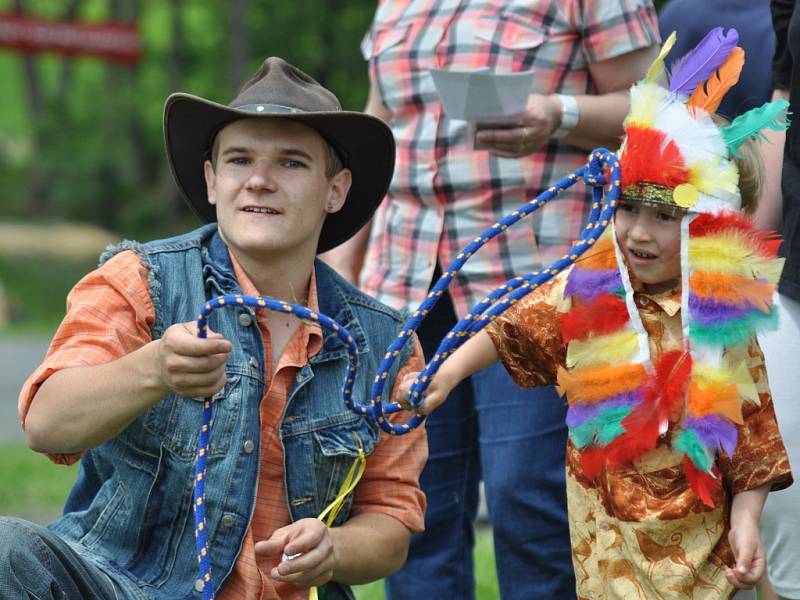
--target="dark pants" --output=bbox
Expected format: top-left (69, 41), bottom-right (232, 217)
top-left (0, 516), bottom-right (121, 599)
top-left (385, 287), bottom-right (576, 600)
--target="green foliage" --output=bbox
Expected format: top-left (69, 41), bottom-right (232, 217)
top-left (0, 254), bottom-right (96, 334)
top-left (0, 444), bottom-right (78, 517)
top-left (0, 0), bottom-right (376, 240)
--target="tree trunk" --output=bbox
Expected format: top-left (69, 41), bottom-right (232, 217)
top-left (14, 0), bottom-right (48, 216)
top-left (228, 0), bottom-right (249, 96)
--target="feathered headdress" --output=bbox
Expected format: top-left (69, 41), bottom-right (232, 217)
top-left (557, 28), bottom-right (787, 507)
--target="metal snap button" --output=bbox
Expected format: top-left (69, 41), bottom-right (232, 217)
top-left (238, 313), bottom-right (253, 327)
top-left (221, 514), bottom-right (235, 528)
top-left (243, 440), bottom-right (255, 454)
top-left (194, 578), bottom-right (205, 592)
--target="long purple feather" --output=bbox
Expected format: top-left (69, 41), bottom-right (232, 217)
top-left (668, 27), bottom-right (739, 97)
top-left (685, 414), bottom-right (738, 457)
top-left (564, 269), bottom-right (622, 300)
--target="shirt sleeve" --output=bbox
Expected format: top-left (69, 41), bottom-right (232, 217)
top-left (17, 250), bottom-right (155, 465)
top-left (567, 0), bottom-right (660, 64)
top-left (716, 340), bottom-right (793, 494)
top-left (350, 336), bottom-right (427, 533)
top-left (485, 277), bottom-right (568, 389)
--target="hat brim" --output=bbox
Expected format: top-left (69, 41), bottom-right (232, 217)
top-left (164, 93), bottom-right (395, 253)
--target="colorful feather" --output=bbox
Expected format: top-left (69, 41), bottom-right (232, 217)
top-left (687, 47), bottom-right (745, 114)
top-left (668, 27), bottom-right (739, 98)
top-left (683, 457), bottom-right (721, 508)
top-left (560, 294), bottom-right (630, 342)
top-left (673, 428), bottom-right (714, 472)
top-left (626, 81), bottom-right (668, 127)
top-left (646, 31), bottom-right (678, 83)
top-left (690, 308), bottom-right (778, 346)
top-left (563, 269), bottom-right (622, 300)
top-left (685, 414), bottom-right (738, 457)
top-left (566, 330), bottom-right (639, 368)
top-left (722, 99), bottom-right (790, 156)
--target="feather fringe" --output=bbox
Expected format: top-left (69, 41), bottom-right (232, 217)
top-left (685, 414), bottom-right (738, 457)
top-left (563, 269), bottom-right (623, 300)
top-left (566, 330), bottom-right (640, 368)
top-left (646, 31), bottom-right (678, 84)
top-left (687, 47), bottom-right (745, 114)
top-left (689, 272), bottom-right (775, 311)
top-left (557, 363), bottom-right (647, 404)
top-left (690, 308), bottom-right (779, 347)
top-left (722, 99), bottom-right (791, 157)
top-left (668, 27), bottom-right (739, 98)
top-left (560, 294), bottom-right (630, 342)
top-left (683, 457), bottom-right (721, 507)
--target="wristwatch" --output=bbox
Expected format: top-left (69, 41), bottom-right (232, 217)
top-left (552, 94), bottom-right (579, 139)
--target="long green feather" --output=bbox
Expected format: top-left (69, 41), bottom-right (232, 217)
top-left (722, 99), bottom-right (790, 157)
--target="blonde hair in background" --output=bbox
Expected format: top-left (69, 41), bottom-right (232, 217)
top-left (711, 113), bottom-right (764, 215)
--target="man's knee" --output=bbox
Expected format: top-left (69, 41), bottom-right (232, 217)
top-left (0, 516), bottom-right (49, 565)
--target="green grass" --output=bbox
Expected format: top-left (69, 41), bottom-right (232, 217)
top-left (0, 443), bottom-right (500, 598)
top-left (0, 444), bottom-right (78, 517)
top-left (353, 526), bottom-right (499, 599)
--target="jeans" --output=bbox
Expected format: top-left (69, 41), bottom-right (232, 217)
top-left (386, 287), bottom-right (575, 600)
top-left (0, 516), bottom-right (121, 600)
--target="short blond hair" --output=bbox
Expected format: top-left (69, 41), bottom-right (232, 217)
top-left (710, 114), bottom-right (764, 215)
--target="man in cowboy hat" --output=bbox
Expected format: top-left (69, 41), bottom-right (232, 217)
top-left (4, 57), bottom-right (427, 600)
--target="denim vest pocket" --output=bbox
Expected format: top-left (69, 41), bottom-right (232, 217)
top-left (144, 372), bottom-right (243, 460)
top-left (311, 415), bottom-right (379, 523)
top-left (79, 480), bottom-right (129, 549)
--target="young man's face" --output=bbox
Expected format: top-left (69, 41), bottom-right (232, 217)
top-left (204, 118), bottom-right (351, 262)
top-left (614, 199), bottom-right (684, 291)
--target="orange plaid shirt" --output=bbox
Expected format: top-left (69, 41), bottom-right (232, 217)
top-left (19, 249), bottom-right (427, 600)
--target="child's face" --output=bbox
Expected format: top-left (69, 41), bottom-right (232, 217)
top-left (614, 199), bottom-right (684, 290)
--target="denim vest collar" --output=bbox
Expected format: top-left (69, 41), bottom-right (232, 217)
top-left (202, 229), bottom-right (369, 362)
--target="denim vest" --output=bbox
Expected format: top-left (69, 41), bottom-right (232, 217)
top-left (48, 224), bottom-right (414, 600)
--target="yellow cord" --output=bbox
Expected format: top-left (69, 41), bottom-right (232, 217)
top-left (309, 436), bottom-right (366, 600)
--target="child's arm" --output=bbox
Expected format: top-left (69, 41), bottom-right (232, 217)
top-left (396, 329), bottom-right (499, 414)
top-left (725, 483), bottom-right (770, 589)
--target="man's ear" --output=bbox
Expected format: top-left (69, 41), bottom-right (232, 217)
top-left (204, 160), bottom-right (217, 205)
top-left (325, 168), bottom-right (352, 213)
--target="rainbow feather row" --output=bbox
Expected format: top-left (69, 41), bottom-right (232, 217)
top-left (558, 235), bottom-right (649, 472)
top-left (673, 212), bottom-right (781, 504)
top-left (557, 215), bottom-right (781, 507)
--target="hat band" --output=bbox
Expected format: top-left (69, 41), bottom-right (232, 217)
top-left (233, 103), bottom-right (306, 114)
top-left (621, 182), bottom-right (675, 206)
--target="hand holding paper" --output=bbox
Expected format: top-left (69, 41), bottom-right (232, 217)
top-left (430, 67), bottom-right (560, 156)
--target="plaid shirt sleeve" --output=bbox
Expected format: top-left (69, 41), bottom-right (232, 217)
top-left (566, 0), bottom-right (659, 64)
top-left (350, 337), bottom-right (427, 533)
top-left (18, 250), bottom-right (154, 465)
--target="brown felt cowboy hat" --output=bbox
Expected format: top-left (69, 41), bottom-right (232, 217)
top-left (164, 57), bottom-right (394, 253)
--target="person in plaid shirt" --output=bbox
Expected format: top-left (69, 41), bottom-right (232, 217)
top-left (323, 1), bottom-right (660, 598)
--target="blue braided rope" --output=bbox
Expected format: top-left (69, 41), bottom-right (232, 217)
top-left (371, 148), bottom-right (622, 433)
top-left (192, 294), bottom-right (360, 599)
top-left (189, 147), bottom-right (621, 594)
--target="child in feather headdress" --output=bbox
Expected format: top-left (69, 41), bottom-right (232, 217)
top-left (397, 28), bottom-right (794, 599)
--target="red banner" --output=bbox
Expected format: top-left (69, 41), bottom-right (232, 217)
top-left (0, 12), bottom-right (140, 64)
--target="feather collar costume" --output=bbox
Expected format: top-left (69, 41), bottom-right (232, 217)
top-left (556, 28), bottom-right (788, 507)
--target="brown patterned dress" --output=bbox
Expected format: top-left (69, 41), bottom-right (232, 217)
top-left (486, 269), bottom-right (793, 600)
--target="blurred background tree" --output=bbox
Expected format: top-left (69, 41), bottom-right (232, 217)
top-left (0, 0), bottom-right (376, 241)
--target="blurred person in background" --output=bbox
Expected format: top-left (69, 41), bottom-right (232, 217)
top-left (323, 1), bottom-right (660, 598)
top-left (659, 0), bottom-right (774, 119)
top-left (753, 2), bottom-right (800, 599)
